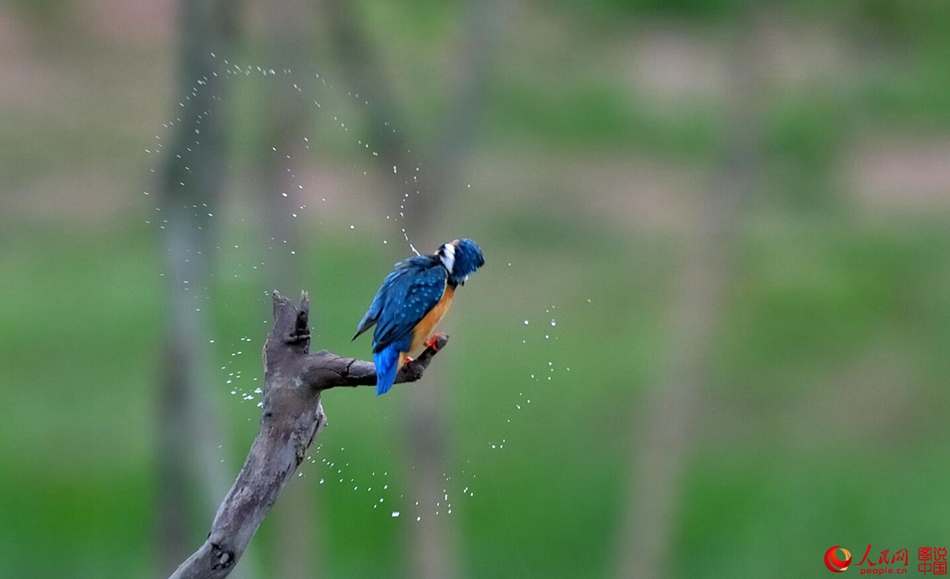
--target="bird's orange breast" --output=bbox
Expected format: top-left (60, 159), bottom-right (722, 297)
top-left (408, 283), bottom-right (454, 355)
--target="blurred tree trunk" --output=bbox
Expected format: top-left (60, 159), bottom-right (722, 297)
top-left (399, 0), bottom-right (502, 569)
top-left (321, 0), bottom-right (500, 237)
top-left (257, 1), bottom-right (322, 577)
top-left (156, 0), bottom-right (254, 577)
top-left (321, 1), bottom-right (503, 577)
top-left (614, 5), bottom-right (767, 579)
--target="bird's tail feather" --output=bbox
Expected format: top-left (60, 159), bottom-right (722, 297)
top-left (374, 345), bottom-right (400, 396)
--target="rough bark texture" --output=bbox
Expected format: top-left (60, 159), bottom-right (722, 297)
top-left (168, 291), bottom-right (449, 579)
top-left (257, 3), bottom-right (320, 575)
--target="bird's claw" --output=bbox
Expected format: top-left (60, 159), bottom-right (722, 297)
top-left (425, 333), bottom-right (446, 351)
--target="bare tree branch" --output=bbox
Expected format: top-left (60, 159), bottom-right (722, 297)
top-left (168, 291), bottom-right (449, 579)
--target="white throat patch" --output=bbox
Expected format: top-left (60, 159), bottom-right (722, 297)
top-left (440, 243), bottom-right (456, 274)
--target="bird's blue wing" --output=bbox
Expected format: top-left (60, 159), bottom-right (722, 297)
top-left (372, 258), bottom-right (446, 354)
top-left (354, 255), bottom-right (446, 396)
top-left (353, 266), bottom-right (404, 340)
top-left (354, 256), bottom-right (427, 339)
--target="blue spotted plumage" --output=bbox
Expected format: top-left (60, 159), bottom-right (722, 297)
top-left (354, 239), bottom-right (485, 395)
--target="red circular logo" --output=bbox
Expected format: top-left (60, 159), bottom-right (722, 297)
top-left (825, 546), bottom-right (852, 573)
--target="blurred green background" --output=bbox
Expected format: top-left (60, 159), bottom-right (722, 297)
top-left (2, 0), bottom-right (950, 577)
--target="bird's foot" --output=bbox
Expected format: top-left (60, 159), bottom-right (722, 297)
top-left (425, 333), bottom-right (447, 351)
top-left (404, 356), bottom-right (414, 364)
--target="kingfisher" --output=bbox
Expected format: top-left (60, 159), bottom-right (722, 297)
top-left (353, 238), bottom-right (485, 395)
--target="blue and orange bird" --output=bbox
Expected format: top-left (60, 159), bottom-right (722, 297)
top-left (353, 238), bottom-right (485, 395)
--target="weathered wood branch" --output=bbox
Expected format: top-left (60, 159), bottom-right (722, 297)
top-left (169, 291), bottom-right (449, 579)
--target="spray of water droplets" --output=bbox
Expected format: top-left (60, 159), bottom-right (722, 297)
top-left (142, 54), bottom-right (587, 523)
